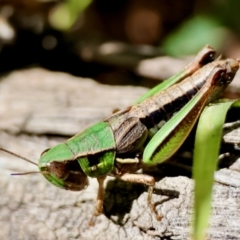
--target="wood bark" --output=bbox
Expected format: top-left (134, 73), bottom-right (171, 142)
top-left (0, 68), bottom-right (240, 240)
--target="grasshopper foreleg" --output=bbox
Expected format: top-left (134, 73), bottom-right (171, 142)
top-left (89, 176), bottom-right (106, 226)
top-left (119, 173), bottom-right (162, 221)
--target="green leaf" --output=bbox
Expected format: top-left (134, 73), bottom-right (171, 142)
top-left (192, 99), bottom-right (240, 240)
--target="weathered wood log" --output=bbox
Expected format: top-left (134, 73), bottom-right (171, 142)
top-left (0, 68), bottom-right (240, 240)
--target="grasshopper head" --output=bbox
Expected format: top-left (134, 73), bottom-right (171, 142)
top-left (39, 144), bottom-right (89, 191)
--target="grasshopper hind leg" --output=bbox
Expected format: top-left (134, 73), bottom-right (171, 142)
top-left (119, 173), bottom-right (163, 221)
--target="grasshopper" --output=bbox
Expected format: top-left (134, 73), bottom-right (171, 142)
top-left (1, 45), bottom-right (239, 223)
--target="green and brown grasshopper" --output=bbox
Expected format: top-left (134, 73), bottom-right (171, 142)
top-left (1, 45), bottom-right (239, 223)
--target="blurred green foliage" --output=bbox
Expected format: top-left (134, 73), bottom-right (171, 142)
top-left (162, 0), bottom-right (240, 56)
top-left (162, 15), bottom-right (227, 56)
top-left (49, 0), bottom-right (92, 30)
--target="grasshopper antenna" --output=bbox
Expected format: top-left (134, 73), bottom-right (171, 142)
top-left (0, 147), bottom-right (40, 175)
top-left (11, 171), bottom-right (41, 176)
top-left (0, 147), bottom-right (38, 166)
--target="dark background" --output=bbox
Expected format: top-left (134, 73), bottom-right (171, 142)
top-left (1, 0), bottom-right (240, 86)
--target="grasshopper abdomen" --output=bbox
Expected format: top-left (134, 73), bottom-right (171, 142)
top-left (129, 60), bottom-right (228, 130)
top-left (106, 59), bottom-right (239, 159)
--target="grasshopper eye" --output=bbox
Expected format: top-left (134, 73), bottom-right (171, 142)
top-left (49, 162), bottom-right (69, 180)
